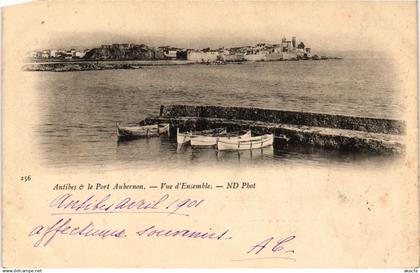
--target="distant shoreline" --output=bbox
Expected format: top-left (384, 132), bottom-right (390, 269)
top-left (22, 57), bottom-right (343, 72)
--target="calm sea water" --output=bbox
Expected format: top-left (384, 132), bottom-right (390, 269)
top-left (31, 58), bottom-right (403, 170)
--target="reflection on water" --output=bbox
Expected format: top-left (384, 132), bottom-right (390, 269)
top-left (181, 143), bottom-right (274, 163)
top-left (115, 136), bottom-right (276, 167)
top-left (111, 136), bottom-right (400, 171)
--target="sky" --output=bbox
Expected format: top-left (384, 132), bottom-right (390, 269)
top-left (3, 1), bottom-right (417, 54)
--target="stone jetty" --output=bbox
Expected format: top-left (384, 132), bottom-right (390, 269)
top-left (140, 105), bottom-right (405, 153)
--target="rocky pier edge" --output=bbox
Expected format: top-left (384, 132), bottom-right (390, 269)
top-left (139, 105), bottom-right (405, 154)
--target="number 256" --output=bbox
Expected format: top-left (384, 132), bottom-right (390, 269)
top-left (20, 175), bottom-right (31, 182)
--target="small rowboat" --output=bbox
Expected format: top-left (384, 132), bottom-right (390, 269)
top-left (177, 128), bottom-right (227, 145)
top-left (190, 130), bottom-right (252, 148)
top-left (217, 134), bottom-right (274, 151)
top-left (117, 123), bottom-right (169, 140)
top-left (177, 129), bottom-right (191, 145)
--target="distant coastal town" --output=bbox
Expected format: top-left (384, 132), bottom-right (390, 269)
top-left (23, 36), bottom-right (341, 72)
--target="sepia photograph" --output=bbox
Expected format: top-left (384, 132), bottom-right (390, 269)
top-left (20, 5), bottom-right (406, 172)
top-left (2, 0), bottom-right (418, 268)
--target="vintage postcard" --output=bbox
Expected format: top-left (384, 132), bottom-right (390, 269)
top-left (2, 0), bottom-right (419, 268)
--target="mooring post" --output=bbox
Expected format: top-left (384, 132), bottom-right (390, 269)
top-left (160, 105), bottom-right (164, 116)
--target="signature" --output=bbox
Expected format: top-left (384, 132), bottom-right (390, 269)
top-left (231, 235), bottom-right (296, 262)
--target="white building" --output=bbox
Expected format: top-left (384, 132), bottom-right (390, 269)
top-left (164, 50), bottom-right (177, 59)
top-left (75, 51), bottom-right (86, 58)
top-left (41, 50), bottom-right (51, 58)
top-left (187, 51), bottom-right (219, 62)
top-left (244, 52), bottom-right (266, 61)
top-left (221, 53), bottom-right (245, 62)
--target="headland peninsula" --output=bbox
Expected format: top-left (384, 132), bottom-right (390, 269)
top-left (23, 36), bottom-right (342, 72)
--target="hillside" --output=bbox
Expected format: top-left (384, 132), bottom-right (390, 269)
top-left (84, 45), bottom-right (165, 60)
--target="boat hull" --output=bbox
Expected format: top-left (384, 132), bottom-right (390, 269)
top-left (190, 131), bottom-right (252, 148)
top-left (177, 131), bottom-right (192, 144)
top-left (217, 134), bottom-right (274, 151)
top-left (177, 128), bottom-right (227, 145)
top-left (117, 124), bottom-right (169, 140)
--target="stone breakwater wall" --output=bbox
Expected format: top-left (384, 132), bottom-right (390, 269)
top-left (159, 105), bottom-right (405, 135)
top-left (137, 105), bottom-right (406, 153)
top-left (142, 116), bottom-right (404, 153)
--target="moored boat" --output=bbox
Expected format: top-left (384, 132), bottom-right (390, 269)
top-left (177, 128), bottom-right (227, 145)
top-left (177, 128), bottom-right (191, 145)
top-left (190, 130), bottom-right (252, 148)
top-left (117, 123), bottom-right (169, 140)
top-left (217, 134), bottom-right (274, 151)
